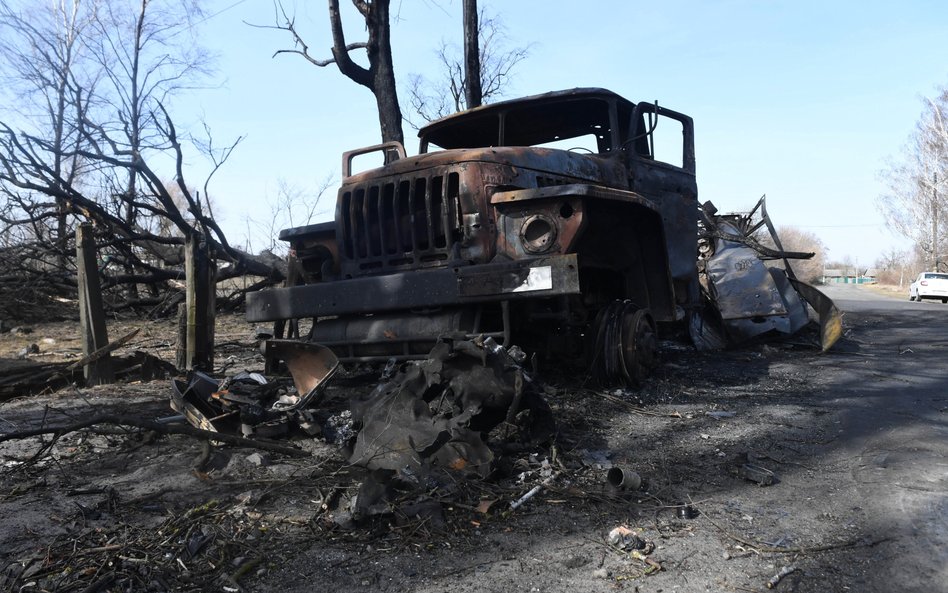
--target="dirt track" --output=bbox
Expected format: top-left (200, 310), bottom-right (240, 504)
top-left (0, 284), bottom-right (945, 593)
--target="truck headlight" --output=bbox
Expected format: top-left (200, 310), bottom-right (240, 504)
top-left (520, 214), bottom-right (557, 254)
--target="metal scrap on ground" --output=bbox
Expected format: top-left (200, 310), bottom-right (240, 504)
top-left (693, 196), bottom-right (842, 352)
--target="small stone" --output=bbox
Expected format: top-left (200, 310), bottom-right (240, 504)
top-left (722, 551), bottom-right (731, 560)
top-left (591, 568), bottom-right (609, 579)
top-left (245, 452), bottom-right (269, 467)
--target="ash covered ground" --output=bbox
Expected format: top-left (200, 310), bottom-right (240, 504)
top-left (1, 284), bottom-right (945, 593)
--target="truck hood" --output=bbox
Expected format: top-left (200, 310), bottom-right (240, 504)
top-left (343, 146), bottom-right (628, 188)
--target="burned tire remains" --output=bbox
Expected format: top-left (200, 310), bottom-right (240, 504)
top-left (590, 301), bottom-right (658, 387)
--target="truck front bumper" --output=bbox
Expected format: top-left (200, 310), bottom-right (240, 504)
top-left (245, 254), bottom-right (581, 322)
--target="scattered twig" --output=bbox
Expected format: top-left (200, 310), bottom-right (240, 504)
top-left (65, 328), bottom-right (141, 371)
top-left (193, 439), bottom-right (213, 471)
top-left (509, 475), bottom-right (555, 511)
top-left (78, 544), bottom-right (123, 556)
top-left (585, 390), bottom-right (682, 417)
top-left (227, 555), bottom-right (264, 591)
top-left (630, 548), bottom-right (662, 572)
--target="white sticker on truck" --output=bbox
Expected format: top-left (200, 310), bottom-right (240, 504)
top-left (511, 266), bottom-right (553, 293)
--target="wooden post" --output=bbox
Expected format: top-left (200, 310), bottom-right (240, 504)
top-left (184, 234), bottom-right (216, 371)
top-left (175, 301), bottom-right (187, 371)
top-left (76, 224), bottom-right (113, 384)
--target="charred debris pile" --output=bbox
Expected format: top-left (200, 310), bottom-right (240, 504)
top-left (171, 336), bottom-right (557, 527)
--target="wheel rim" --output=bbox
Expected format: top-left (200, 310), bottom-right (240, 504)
top-left (590, 301), bottom-right (658, 387)
top-left (619, 309), bottom-right (658, 386)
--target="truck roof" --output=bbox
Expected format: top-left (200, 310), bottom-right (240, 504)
top-left (418, 88), bottom-right (635, 151)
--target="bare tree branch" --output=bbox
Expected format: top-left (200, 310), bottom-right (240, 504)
top-left (406, 5), bottom-right (530, 127)
top-left (878, 85), bottom-right (948, 271)
top-left (262, 0), bottom-right (403, 143)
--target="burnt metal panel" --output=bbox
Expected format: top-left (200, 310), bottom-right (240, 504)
top-left (337, 171), bottom-right (460, 276)
top-left (491, 184), bottom-right (659, 210)
top-left (245, 254), bottom-right (580, 322)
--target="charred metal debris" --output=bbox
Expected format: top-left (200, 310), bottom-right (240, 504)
top-left (171, 340), bottom-right (339, 439)
top-left (692, 196), bottom-right (842, 352)
top-left (170, 336), bottom-right (555, 524)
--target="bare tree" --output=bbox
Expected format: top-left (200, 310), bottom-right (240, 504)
top-left (244, 174), bottom-right (334, 257)
top-left (407, 5), bottom-right (530, 125)
top-left (879, 86), bottom-right (948, 272)
top-left (0, 0), bottom-right (100, 266)
top-left (0, 0), bottom-right (285, 315)
top-left (263, 0), bottom-right (403, 145)
top-left (85, 0), bottom-right (213, 291)
top-left (874, 248), bottom-right (913, 287)
top-left (769, 226), bottom-right (826, 284)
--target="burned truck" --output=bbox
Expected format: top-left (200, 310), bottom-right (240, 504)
top-left (246, 88), bottom-right (705, 385)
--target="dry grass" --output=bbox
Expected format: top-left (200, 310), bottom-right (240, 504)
top-left (859, 282), bottom-right (908, 298)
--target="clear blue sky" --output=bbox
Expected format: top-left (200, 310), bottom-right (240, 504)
top-left (182, 0), bottom-right (948, 266)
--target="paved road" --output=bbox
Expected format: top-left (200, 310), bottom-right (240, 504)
top-left (822, 282), bottom-right (948, 310)
top-left (811, 284), bottom-right (948, 591)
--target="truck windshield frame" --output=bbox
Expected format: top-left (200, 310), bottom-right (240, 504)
top-left (419, 96), bottom-right (626, 155)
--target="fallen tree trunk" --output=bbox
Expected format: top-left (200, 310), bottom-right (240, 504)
top-left (0, 352), bottom-right (176, 400)
top-left (0, 413), bottom-right (310, 457)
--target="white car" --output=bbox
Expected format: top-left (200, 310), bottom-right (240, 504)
top-left (909, 272), bottom-right (948, 303)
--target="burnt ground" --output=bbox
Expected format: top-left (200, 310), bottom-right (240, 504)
top-left (0, 283), bottom-right (945, 593)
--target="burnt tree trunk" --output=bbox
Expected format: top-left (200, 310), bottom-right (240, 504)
top-left (328, 0), bottom-right (403, 145)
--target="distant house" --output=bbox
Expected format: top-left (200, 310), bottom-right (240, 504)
top-left (822, 268), bottom-right (876, 284)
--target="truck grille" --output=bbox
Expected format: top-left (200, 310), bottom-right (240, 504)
top-left (339, 172), bottom-right (460, 273)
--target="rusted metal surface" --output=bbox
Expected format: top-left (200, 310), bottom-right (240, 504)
top-left (265, 340), bottom-right (338, 410)
top-left (589, 301), bottom-right (659, 386)
top-left (279, 221), bottom-right (339, 282)
top-left (703, 218), bottom-right (808, 341)
top-left (788, 278), bottom-right (843, 352)
top-left (341, 141), bottom-right (406, 178)
top-left (246, 253), bottom-right (580, 319)
top-left (694, 197), bottom-right (840, 350)
top-left (170, 342), bottom-right (338, 437)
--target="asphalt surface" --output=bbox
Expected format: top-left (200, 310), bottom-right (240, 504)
top-left (811, 284), bottom-right (948, 591)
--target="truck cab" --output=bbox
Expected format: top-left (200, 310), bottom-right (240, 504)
top-left (247, 88), bottom-right (699, 385)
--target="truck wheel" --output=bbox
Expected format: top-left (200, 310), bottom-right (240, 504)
top-left (590, 301), bottom-right (658, 387)
top-left (620, 308), bottom-right (658, 385)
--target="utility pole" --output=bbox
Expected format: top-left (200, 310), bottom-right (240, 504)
top-left (934, 171), bottom-right (939, 272)
top-left (463, 0), bottom-right (482, 109)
